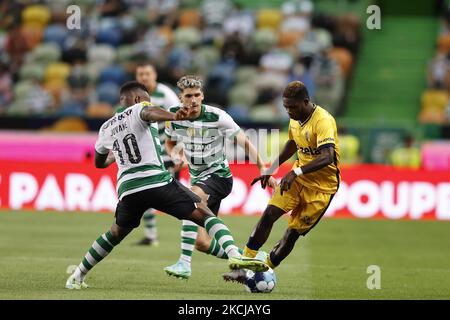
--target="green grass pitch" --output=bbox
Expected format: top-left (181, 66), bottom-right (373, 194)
top-left (0, 210), bottom-right (449, 300)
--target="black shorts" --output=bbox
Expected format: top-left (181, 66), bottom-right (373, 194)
top-left (193, 174), bottom-right (233, 215)
top-left (115, 180), bottom-right (201, 228)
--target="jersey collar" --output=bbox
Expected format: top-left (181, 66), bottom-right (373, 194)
top-left (190, 104), bottom-right (205, 122)
top-left (298, 104), bottom-right (317, 127)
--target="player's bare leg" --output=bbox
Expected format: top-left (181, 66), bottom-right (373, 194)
top-left (164, 186), bottom-right (210, 279)
top-left (266, 228), bottom-right (301, 268)
top-left (243, 205), bottom-right (287, 258)
top-left (66, 223), bottom-right (133, 289)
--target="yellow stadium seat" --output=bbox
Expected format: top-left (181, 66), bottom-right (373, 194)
top-left (257, 9), bottom-right (283, 30)
top-left (421, 89), bottom-right (449, 112)
top-left (45, 62), bottom-right (71, 83)
top-left (44, 79), bottom-right (67, 106)
top-left (50, 117), bottom-right (88, 132)
top-left (22, 5), bottom-right (51, 28)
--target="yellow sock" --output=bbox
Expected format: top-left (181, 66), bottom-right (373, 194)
top-left (266, 256), bottom-right (276, 269)
top-left (243, 246), bottom-right (258, 258)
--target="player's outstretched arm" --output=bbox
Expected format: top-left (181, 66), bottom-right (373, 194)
top-left (95, 150), bottom-right (115, 168)
top-left (251, 139), bottom-right (298, 189)
top-left (140, 105), bottom-right (190, 122)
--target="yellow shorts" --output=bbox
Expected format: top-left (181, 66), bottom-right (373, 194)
top-left (268, 179), bottom-right (335, 235)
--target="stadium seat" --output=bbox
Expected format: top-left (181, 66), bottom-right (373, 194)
top-left (22, 5), bottom-right (51, 28)
top-left (86, 102), bottom-right (114, 118)
top-left (329, 47), bottom-right (353, 76)
top-left (50, 116), bottom-right (88, 132)
top-left (44, 62), bottom-right (71, 83)
top-left (158, 26), bottom-right (174, 46)
top-left (116, 45), bottom-right (135, 64)
top-left (21, 23), bottom-right (44, 50)
top-left (96, 26), bottom-right (123, 48)
top-left (235, 66), bottom-right (259, 84)
top-left (252, 28), bottom-right (278, 53)
top-left (256, 9), bottom-right (282, 30)
top-left (13, 80), bottom-right (34, 98)
top-left (6, 99), bottom-right (30, 116)
top-left (30, 43), bottom-right (62, 65)
top-left (179, 9), bottom-right (201, 27)
top-left (192, 46), bottom-right (220, 74)
top-left (19, 63), bottom-right (46, 82)
top-left (44, 79), bottom-right (68, 106)
top-left (249, 104), bottom-right (276, 122)
top-left (421, 89), bottom-right (449, 112)
top-left (229, 84), bottom-right (257, 107)
top-left (96, 82), bottom-right (120, 106)
top-left (59, 101), bottom-right (86, 117)
top-left (98, 65), bottom-right (126, 86)
top-left (277, 30), bottom-right (303, 48)
top-left (174, 27), bottom-right (202, 47)
top-left (437, 33), bottom-right (450, 54)
top-left (87, 44), bottom-right (116, 68)
top-left (227, 105), bottom-right (250, 122)
top-left (43, 24), bottom-right (68, 48)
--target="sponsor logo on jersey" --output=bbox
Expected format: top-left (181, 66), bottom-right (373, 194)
top-left (298, 146), bottom-right (321, 155)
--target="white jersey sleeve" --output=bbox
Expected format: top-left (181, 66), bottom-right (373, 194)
top-left (95, 125), bottom-right (112, 154)
top-left (218, 110), bottom-right (241, 139)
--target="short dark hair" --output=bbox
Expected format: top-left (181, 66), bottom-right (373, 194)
top-left (119, 81), bottom-right (149, 95)
top-left (135, 61), bottom-right (155, 69)
top-left (283, 81), bottom-right (309, 101)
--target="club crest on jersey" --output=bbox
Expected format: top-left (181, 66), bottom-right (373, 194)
top-left (187, 128), bottom-right (196, 137)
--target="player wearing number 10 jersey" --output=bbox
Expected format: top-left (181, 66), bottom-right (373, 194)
top-left (65, 81), bottom-right (267, 289)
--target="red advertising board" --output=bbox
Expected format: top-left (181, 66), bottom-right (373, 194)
top-left (0, 161), bottom-right (449, 220)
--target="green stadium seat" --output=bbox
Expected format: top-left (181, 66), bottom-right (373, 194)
top-left (235, 66), bottom-right (259, 85)
top-left (30, 43), bottom-right (62, 65)
top-left (174, 27), bottom-right (202, 47)
top-left (252, 28), bottom-right (278, 53)
top-left (19, 63), bottom-right (46, 82)
top-left (229, 84), bottom-right (257, 107)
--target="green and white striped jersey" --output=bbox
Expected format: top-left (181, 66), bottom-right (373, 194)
top-left (95, 102), bottom-right (172, 200)
top-left (150, 83), bottom-right (180, 163)
top-left (165, 104), bottom-right (241, 184)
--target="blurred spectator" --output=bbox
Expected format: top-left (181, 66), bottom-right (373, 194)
top-left (427, 52), bottom-right (450, 88)
top-left (5, 21), bottom-right (29, 78)
top-left (0, 62), bottom-right (13, 112)
top-left (389, 135), bottom-right (421, 169)
top-left (26, 78), bottom-right (54, 114)
top-left (281, 0), bottom-right (314, 33)
top-left (0, 0), bottom-right (359, 125)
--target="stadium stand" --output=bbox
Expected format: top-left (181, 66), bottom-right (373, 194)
top-left (0, 0), bottom-right (361, 131)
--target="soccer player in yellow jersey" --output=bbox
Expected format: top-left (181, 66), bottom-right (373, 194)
top-left (224, 81), bottom-right (340, 281)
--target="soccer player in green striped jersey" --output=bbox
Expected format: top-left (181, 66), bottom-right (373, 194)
top-left (135, 62), bottom-right (181, 247)
top-left (65, 81), bottom-right (268, 289)
top-left (163, 75), bottom-right (277, 279)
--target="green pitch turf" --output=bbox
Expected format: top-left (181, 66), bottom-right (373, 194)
top-left (0, 210), bottom-right (449, 300)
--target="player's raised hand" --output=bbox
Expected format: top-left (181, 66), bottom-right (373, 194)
top-left (174, 107), bottom-right (190, 120)
top-left (279, 170), bottom-right (297, 195)
top-left (251, 174), bottom-right (273, 189)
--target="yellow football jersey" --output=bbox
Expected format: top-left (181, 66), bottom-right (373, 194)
top-left (289, 105), bottom-right (340, 194)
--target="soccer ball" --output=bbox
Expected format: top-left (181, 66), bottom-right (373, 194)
top-left (243, 268), bottom-right (276, 293)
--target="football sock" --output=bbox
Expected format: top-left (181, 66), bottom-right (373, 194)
top-left (207, 238), bottom-right (243, 259)
top-left (266, 255), bottom-right (276, 269)
top-left (143, 209), bottom-right (158, 240)
top-left (179, 220), bottom-right (198, 264)
top-left (75, 231), bottom-right (120, 279)
top-left (204, 216), bottom-right (239, 258)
